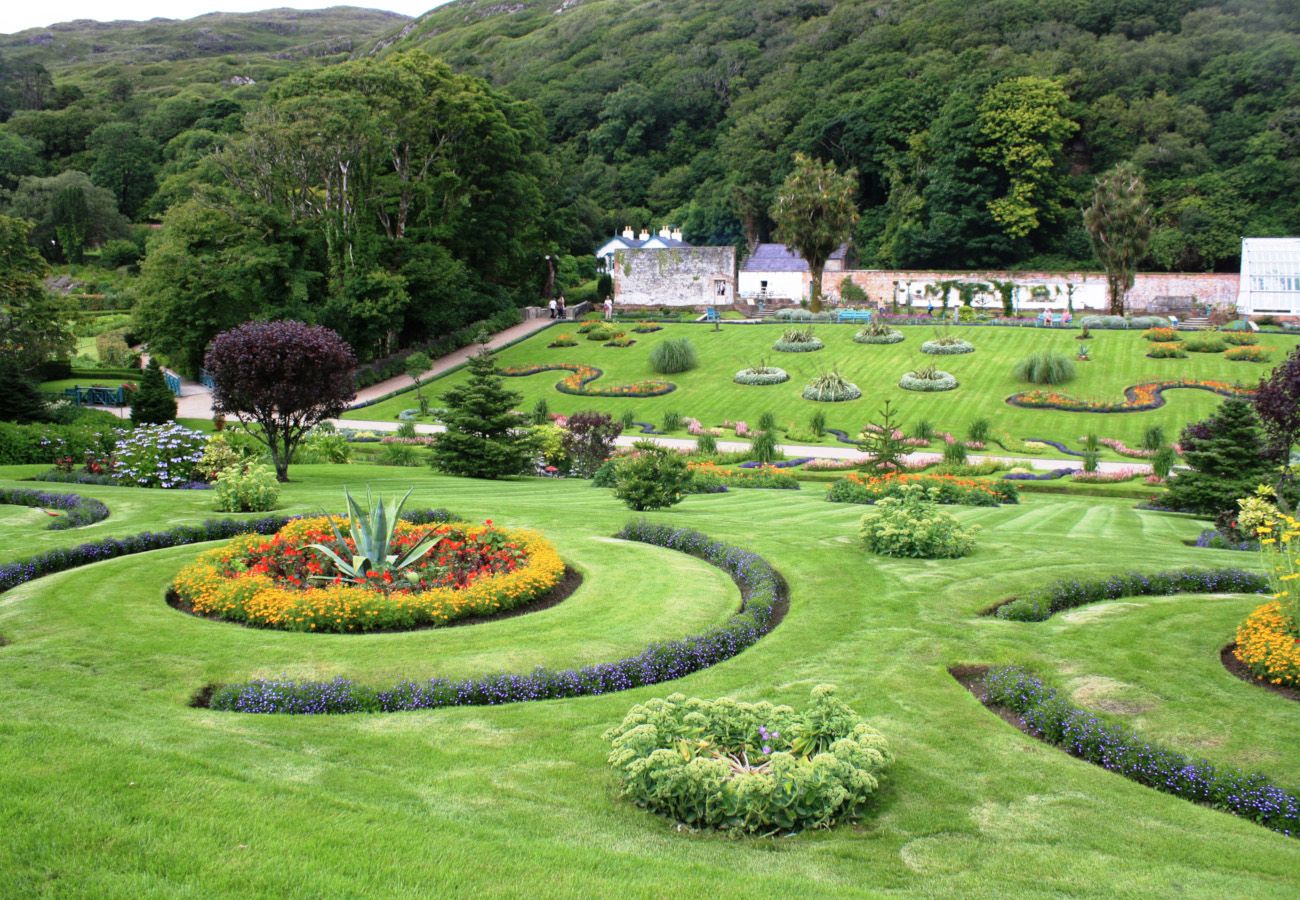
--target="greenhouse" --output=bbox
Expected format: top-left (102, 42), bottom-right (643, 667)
top-left (1239, 237), bottom-right (1300, 315)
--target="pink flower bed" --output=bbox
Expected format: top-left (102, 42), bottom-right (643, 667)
top-left (1071, 466), bottom-right (1147, 483)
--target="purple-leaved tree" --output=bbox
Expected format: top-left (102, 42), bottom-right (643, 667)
top-left (205, 321), bottom-right (356, 481)
top-left (1254, 345), bottom-right (1300, 510)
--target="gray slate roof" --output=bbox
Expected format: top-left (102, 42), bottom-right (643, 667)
top-left (741, 243), bottom-right (848, 272)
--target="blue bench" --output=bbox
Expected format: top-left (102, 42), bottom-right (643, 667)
top-left (837, 309), bottom-right (873, 324)
top-left (704, 307), bottom-right (721, 322)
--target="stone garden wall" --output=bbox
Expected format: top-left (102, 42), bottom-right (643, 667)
top-left (612, 247), bottom-right (736, 308)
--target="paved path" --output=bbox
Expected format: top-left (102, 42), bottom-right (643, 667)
top-left (333, 417), bottom-right (1151, 474)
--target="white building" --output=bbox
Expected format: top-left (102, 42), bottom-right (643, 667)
top-left (595, 225), bottom-right (688, 272)
top-left (737, 243), bottom-right (848, 301)
top-left (1239, 237), bottom-right (1300, 316)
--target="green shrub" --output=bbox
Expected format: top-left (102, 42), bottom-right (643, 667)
top-left (1184, 334), bottom-right (1227, 353)
top-left (968, 418), bottom-right (991, 443)
top-left (661, 410), bottom-right (683, 432)
top-left (94, 329), bottom-right (136, 368)
top-left (1152, 446), bottom-right (1177, 480)
top-left (1012, 351), bottom-right (1076, 385)
top-left (649, 338), bottom-right (698, 374)
top-left (198, 434), bottom-right (254, 481)
top-left (586, 326), bottom-right (614, 341)
top-left (377, 444), bottom-right (422, 467)
top-left (942, 440), bottom-right (967, 465)
top-left (395, 420), bottom-right (418, 438)
top-left (612, 444), bottom-right (693, 510)
top-left (213, 464), bottom-right (281, 512)
top-left (912, 420), bottom-right (935, 442)
top-left (619, 409), bottom-right (637, 430)
top-left (809, 410), bottom-right (827, 437)
top-left (130, 358), bottom-right (177, 427)
top-left (859, 487), bottom-right (978, 558)
top-left (695, 432), bottom-right (718, 455)
top-left (1141, 425), bottom-right (1166, 452)
top-left (293, 430), bottom-right (352, 464)
top-left (603, 685), bottom-right (892, 834)
top-left (757, 411), bottom-right (777, 432)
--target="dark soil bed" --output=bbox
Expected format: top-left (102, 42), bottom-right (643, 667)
top-left (1220, 643), bottom-right (1300, 703)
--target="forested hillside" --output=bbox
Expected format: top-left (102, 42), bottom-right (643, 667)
top-left (1, 0), bottom-right (1296, 376)
top-left (381, 0), bottom-right (1300, 272)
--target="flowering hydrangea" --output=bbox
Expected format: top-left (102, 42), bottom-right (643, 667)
top-left (112, 423), bottom-right (208, 488)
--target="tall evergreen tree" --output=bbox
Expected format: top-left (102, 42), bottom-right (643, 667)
top-left (130, 357), bottom-right (177, 427)
top-left (0, 355), bottom-right (50, 423)
top-left (429, 348), bottom-right (535, 479)
top-left (1164, 398), bottom-right (1273, 518)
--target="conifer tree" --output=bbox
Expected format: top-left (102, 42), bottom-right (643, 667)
top-left (429, 348), bottom-right (535, 478)
top-left (1164, 398), bottom-right (1273, 518)
top-left (0, 355), bottom-right (50, 423)
top-left (130, 357), bottom-right (177, 426)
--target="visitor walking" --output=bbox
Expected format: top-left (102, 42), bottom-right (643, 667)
top-left (557, 295), bottom-right (567, 319)
top-left (604, 296), bottom-right (614, 321)
top-left (548, 297), bottom-right (557, 319)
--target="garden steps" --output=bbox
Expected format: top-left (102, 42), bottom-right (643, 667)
top-left (1177, 317), bottom-right (1214, 330)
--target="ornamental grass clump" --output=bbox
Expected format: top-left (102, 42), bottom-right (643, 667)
top-left (649, 338), bottom-right (698, 373)
top-left (801, 369), bottom-right (861, 402)
top-left (603, 685), bottom-right (892, 834)
top-left (858, 486), bottom-right (977, 558)
top-left (1012, 351), bottom-right (1076, 385)
top-left (773, 327), bottom-right (824, 352)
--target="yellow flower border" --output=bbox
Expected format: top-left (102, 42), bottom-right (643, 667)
top-left (1234, 601), bottom-right (1300, 688)
top-left (172, 517), bottom-right (565, 632)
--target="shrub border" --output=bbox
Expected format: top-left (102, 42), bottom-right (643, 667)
top-left (201, 522), bottom-right (787, 714)
top-left (956, 665), bottom-right (1299, 838)
top-left (0, 487), bottom-right (110, 531)
top-left (985, 567), bottom-right (1268, 621)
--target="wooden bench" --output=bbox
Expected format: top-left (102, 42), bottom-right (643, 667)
top-left (836, 309), bottom-right (873, 324)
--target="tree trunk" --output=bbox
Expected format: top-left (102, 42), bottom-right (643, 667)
top-left (1107, 272), bottom-right (1125, 315)
top-left (809, 263), bottom-right (824, 313)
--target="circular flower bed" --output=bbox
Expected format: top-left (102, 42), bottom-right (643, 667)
top-left (772, 338), bottom-right (824, 352)
top-left (172, 516), bottom-right (564, 632)
top-left (899, 369), bottom-right (958, 392)
top-left (853, 329), bottom-right (904, 344)
top-left (733, 366), bottom-right (790, 385)
top-left (603, 684), bottom-right (892, 834)
top-left (801, 371), bottom-right (861, 402)
top-left (920, 339), bottom-right (974, 355)
top-left (631, 324), bottom-right (663, 333)
top-left (1235, 601), bottom-right (1300, 688)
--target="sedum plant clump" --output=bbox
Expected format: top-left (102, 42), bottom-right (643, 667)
top-left (213, 463), bottom-right (281, 512)
top-left (603, 684), bottom-right (892, 834)
top-left (859, 485), bottom-right (978, 558)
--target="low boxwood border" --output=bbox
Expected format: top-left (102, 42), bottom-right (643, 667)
top-left (0, 509), bottom-right (457, 596)
top-left (0, 487), bottom-right (109, 530)
top-left (960, 665), bottom-right (1299, 838)
top-left (201, 522), bottom-right (787, 714)
top-left (987, 567), bottom-right (1268, 621)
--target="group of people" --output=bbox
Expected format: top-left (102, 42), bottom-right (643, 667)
top-left (548, 295), bottom-right (617, 321)
top-left (1037, 309), bottom-right (1074, 326)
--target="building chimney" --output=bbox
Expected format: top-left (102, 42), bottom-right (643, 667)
top-left (639, 228), bottom-right (650, 241)
top-left (659, 225), bottom-right (671, 239)
top-left (671, 228), bottom-right (682, 241)
top-left (621, 225), bottom-right (634, 239)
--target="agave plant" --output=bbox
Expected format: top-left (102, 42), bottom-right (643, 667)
top-left (308, 488), bottom-right (445, 585)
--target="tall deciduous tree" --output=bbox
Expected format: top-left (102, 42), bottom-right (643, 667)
top-left (205, 321), bottom-right (356, 482)
top-left (770, 152), bottom-right (859, 312)
top-left (430, 347), bottom-right (535, 479)
top-left (0, 214), bottom-right (73, 369)
top-left (7, 170), bottom-right (128, 263)
top-left (976, 76), bottom-right (1078, 239)
top-left (1084, 163), bottom-right (1151, 315)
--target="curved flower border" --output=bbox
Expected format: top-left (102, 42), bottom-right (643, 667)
top-left (172, 518), bottom-right (564, 632)
top-left (0, 487), bottom-right (109, 531)
top-left (501, 364), bottom-right (676, 397)
top-left (1007, 379), bottom-right (1255, 413)
top-left (203, 522), bottom-right (787, 714)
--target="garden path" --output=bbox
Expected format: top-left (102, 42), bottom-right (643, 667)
top-left (333, 416), bottom-right (1150, 474)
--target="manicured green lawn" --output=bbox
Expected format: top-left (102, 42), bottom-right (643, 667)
top-left (1, 463), bottom-right (1297, 895)
top-left (348, 323), bottom-right (1299, 451)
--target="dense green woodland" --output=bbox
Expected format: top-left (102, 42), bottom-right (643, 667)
top-left (0, 0), bottom-right (1297, 370)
